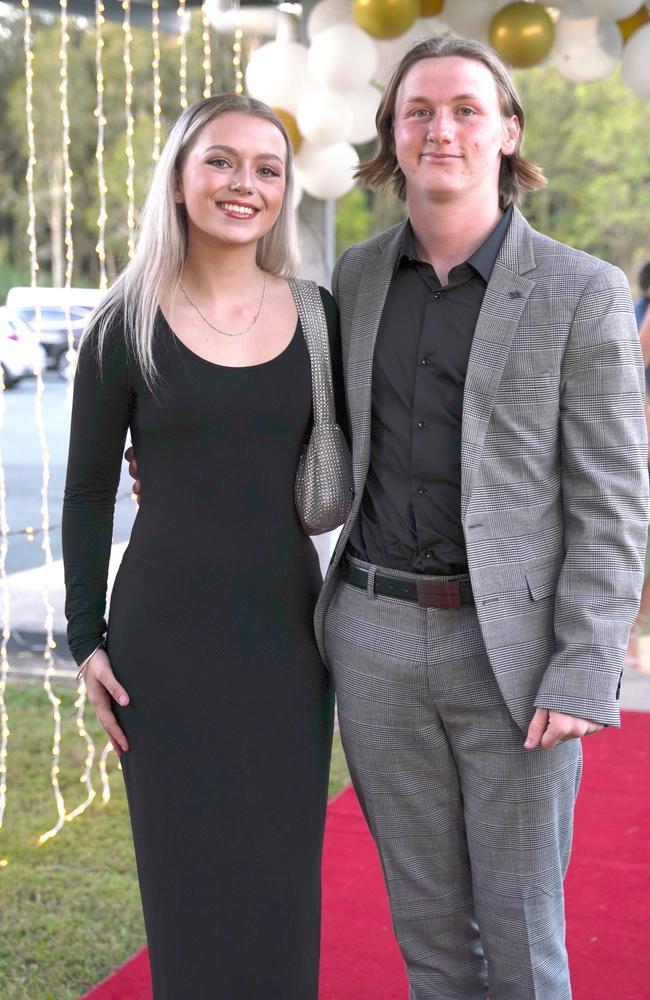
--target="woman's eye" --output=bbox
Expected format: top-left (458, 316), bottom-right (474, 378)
top-left (258, 167), bottom-right (281, 178)
top-left (208, 157), bottom-right (229, 168)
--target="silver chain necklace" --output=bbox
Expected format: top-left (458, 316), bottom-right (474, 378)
top-left (179, 273), bottom-right (267, 337)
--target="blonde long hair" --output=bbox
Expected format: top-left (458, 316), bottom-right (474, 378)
top-left (85, 94), bottom-right (300, 387)
top-left (356, 36), bottom-right (547, 209)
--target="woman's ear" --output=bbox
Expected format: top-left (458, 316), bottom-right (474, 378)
top-left (174, 172), bottom-right (184, 203)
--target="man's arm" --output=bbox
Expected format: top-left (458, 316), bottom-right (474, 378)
top-left (532, 263), bottom-right (649, 729)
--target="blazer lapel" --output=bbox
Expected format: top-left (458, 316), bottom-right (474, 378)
top-left (461, 209), bottom-right (536, 517)
top-left (347, 221), bottom-right (407, 489)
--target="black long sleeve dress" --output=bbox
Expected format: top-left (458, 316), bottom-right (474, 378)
top-left (62, 290), bottom-right (341, 999)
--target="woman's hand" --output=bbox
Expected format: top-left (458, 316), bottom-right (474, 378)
top-left (83, 648), bottom-right (130, 756)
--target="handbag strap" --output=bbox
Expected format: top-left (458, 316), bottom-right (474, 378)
top-left (288, 277), bottom-right (336, 428)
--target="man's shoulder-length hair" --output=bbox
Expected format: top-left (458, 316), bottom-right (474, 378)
top-left (356, 35), bottom-right (547, 210)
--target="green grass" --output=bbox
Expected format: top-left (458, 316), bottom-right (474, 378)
top-left (0, 682), bottom-right (350, 999)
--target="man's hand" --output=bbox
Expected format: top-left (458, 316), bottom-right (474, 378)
top-left (525, 708), bottom-right (604, 751)
top-left (124, 445), bottom-right (141, 499)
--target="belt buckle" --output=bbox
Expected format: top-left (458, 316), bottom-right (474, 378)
top-left (416, 579), bottom-right (461, 609)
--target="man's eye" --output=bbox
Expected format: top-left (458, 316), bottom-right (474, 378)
top-left (410, 108), bottom-right (431, 118)
top-left (458, 107), bottom-right (476, 117)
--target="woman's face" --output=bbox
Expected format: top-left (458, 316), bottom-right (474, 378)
top-left (176, 111), bottom-right (288, 252)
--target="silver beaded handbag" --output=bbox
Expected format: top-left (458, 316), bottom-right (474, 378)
top-left (289, 277), bottom-right (353, 536)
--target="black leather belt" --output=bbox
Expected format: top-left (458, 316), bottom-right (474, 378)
top-left (343, 561), bottom-right (474, 610)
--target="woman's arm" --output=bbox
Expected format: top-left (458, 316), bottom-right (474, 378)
top-left (62, 322), bottom-right (133, 752)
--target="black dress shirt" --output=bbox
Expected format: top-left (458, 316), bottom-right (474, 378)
top-left (348, 206), bottom-right (513, 575)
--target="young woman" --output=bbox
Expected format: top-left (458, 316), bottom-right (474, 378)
top-left (62, 94), bottom-right (341, 999)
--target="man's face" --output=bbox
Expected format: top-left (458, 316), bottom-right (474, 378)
top-left (393, 56), bottom-right (519, 206)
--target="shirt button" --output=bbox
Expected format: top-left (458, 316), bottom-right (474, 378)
top-left (417, 420), bottom-right (426, 429)
top-left (416, 486), bottom-right (426, 496)
top-left (433, 292), bottom-right (441, 301)
top-left (424, 550), bottom-right (433, 559)
top-left (420, 357), bottom-right (431, 366)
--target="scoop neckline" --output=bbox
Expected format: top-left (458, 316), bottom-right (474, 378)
top-left (159, 311), bottom-right (301, 370)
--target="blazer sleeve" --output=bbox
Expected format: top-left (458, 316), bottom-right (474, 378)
top-left (62, 322), bottom-right (133, 667)
top-left (533, 263), bottom-right (649, 725)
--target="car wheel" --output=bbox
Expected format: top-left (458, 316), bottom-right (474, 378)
top-left (1, 364), bottom-right (20, 390)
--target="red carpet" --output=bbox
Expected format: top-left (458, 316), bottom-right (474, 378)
top-left (82, 711), bottom-right (649, 1000)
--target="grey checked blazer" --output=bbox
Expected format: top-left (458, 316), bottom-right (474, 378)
top-left (315, 207), bottom-right (649, 731)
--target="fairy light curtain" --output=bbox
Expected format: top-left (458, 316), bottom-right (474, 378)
top-left (0, 0), bottom-right (246, 861)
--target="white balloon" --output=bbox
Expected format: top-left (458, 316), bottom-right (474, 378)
top-left (295, 140), bottom-right (360, 200)
top-left (308, 24), bottom-right (378, 92)
top-left (373, 17), bottom-right (449, 87)
top-left (553, 0), bottom-right (594, 14)
top-left (622, 23), bottom-right (650, 100)
top-left (346, 84), bottom-right (382, 144)
top-left (581, 0), bottom-right (640, 18)
top-left (553, 15), bottom-right (623, 82)
top-left (297, 89), bottom-right (353, 145)
top-left (245, 42), bottom-right (313, 116)
top-left (442, 0), bottom-right (496, 42)
top-left (307, 0), bottom-right (354, 41)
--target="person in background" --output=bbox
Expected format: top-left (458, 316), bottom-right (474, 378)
top-left (62, 94), bottom-right (343, 1000)
top-left (316, 36), bottom-right (648, 1000)
top-left (634, 260), bottom-right (650, 331)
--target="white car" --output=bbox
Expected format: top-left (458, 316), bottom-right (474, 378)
top-left (0, 306), bottom-right (46, 388)
top-left (5, 287), bottom-right (103, 379)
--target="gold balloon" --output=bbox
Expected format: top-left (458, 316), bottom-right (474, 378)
top-left (353, 0), bottom-right (419, 40)
top-left (617, 5), bottom-right (650, 43)
top-left (419, 0), bottom-right (444, 15)
top-left (489, 2), bottom-right (555, 69)
top-left (273, 108), bottom-right (302, 154)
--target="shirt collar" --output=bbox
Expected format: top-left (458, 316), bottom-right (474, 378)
top-left (397, 203), bottom-right (514, 283)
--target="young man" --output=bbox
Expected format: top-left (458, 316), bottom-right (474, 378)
top-left (315, 37), bottom-right (648, 1000)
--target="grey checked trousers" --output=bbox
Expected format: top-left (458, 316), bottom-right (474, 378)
top-left (324, 558), bottom-right (582, 1000)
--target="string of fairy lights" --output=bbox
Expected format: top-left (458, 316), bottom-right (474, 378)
top-left (122, 0), bottom-right (136, 259)
top-left (2, 0), bottom-right (250, 856)
top-left (178, 0), bottom-right (189, 108)
top-left (59, 0), bottom-right (75, 365)
top-left (151, 0), bottom-right (163, 161)
top-left (94, 0), bottom-right (108, 289)
top-left (233, 24), bottom-right (244, 95)
top-left (201, 0), bottom-right (213, 99)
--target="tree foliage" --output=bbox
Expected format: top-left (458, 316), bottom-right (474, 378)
top-left (515, 66), bottom-right (650, 281)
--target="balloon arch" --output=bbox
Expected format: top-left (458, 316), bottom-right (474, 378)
top-left (238, 0), bottom-right (650, 201)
